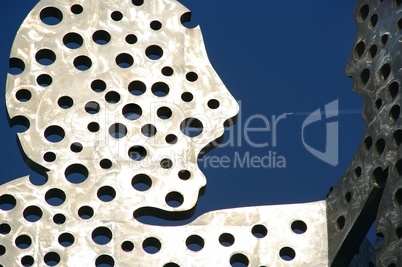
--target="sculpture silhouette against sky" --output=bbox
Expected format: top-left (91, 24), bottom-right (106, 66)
top-left (2, 0), bottom-right (402, 266)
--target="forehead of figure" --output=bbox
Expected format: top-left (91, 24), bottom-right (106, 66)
top-left (6, 0), bottom-right (238, 212)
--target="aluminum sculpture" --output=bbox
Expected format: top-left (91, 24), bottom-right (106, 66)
top-left (1, 0), bottom-right (399, 266)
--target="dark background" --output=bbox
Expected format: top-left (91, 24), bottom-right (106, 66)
top-left (1, 0), bottom-right (371, 241)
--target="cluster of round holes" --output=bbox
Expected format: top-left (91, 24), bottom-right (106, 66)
top-left (109, 123), bottom-right (127, 139)
top-left (40, 7), bottom-right (63, 26)
top-left (78, 206), bottom-right (94, 220)
top-left (93, 30), bottom-right (111, 45)
top-left (36, 49), bottom-right (56, 66)
top-left (45, 188), bottom-right (66, 206)
top-left (16, 89), bottom-right (31, 102)
top-left (116, 53), bottom-right (134, 68)
top-left (63, 32), bottom-right (83, 49)
top-left (126, 34), bottom-right (137, 44)
top-left (146, 45), bottom-right (163, 60)
top-left (132, 174), bottom-right (152, 191)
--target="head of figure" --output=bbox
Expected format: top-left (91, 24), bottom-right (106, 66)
top-left (6, 0), bottom-right (239, 217)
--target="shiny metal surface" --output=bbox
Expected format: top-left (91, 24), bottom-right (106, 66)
top-left (2, 0), bottom-right (396, 266)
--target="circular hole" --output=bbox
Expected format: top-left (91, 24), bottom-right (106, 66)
top-left (105, 91), bottom-right (120, 104)
top-left (0, 245), bottom-right (5, 256)
top-left (78, 206), bottom-right (94, 220)
top-left (186, 72), bottom-right (198, 82)
top-left (29, 172), bottom-right (48, 186)
top-left (70, 142), bottom-right (83, 153)
top-left (151, 82), bottom-right (169, 97)
top-left (116, 53), bottom-right (134, 68)
top-left (390, 105), bottom-right (400, 122)
top-left (125, 34), bottom-right (137, 44)
top-left (121, 241), bottom-right (134, 252)
top-left (280, 247), bottom-right (296, 261)
top-left (45, 188), bottom-right (66, 206)
top-left (360, 69), bottom-right (370, 86)
top-left (160, 158), bottom-right (173, 169)
top-left (128, 80), bottom-right (146, 96)
top-left (180, 117), bottom-right (203, 137)
top-left (93, 30), bottom-right (111, 45)
top-left (100, 159), bottom-right (112, 169)
top-left (58, 96), bottom-right (73, 109)
top-left (9, 57), bottom-right (25, 75)
top-left (364, 136), bottom-right (372, 150)
top-left (369, 14), bottom-right (378, 28)
top-left (44, 252), bottom-right (60, 266)
top-left (65, 164), bottom-right (89, 184)
top-left (40, 7), bottom-right (63, 26)
top-left (336, 215), bottom-right (346, 230)
top-left (15, 234), bottom-right (32, 249)
top-left (394, 189), bottom-right (402, 207)
top-left (376, 138), bottom-right (386, 155)
top-left (95, 255), bottom-right (115, 267)
top-left (92, 226), bottom-right (113, 245)
top-left (0, 194), bottom-right (16, 211)
top-left (230, 253), bottom-right (249, 267)
top-left (36, 49), bottom-right (56, 66)
top-left (219, 233), bottom-right (234, 247)
top-left (74, 55), bottom-right (92, 71)
top-left (16, 89), bottom-right (31, 102)
top-left (111, 11), bottom-right (123, 21)
top-left (358, 4), bottom-right (369, 22)
top-left (381, 34), bottom-right (389, 46)
top-left (150, 20), bottom-right (162, 30)
top-left (97, 186), bottom-right (116, 202)
top-left (63, 32), bottom-right (83, 49)
top-left (291, 220), bottom-right (307, 234)
top-left (123, 103), bottom-right (142, 120)
top-left (186, 235), bottom-right (204, 252)
top-left (142, 237), bottom-right (161, 254)
top-left (109, 123), bottom-right (127, 139)
top-left (180, 12), bottom-right (198, 29)
top-left (53, 213), bottom-right (66, 224)
top-left (58, 233), bottom-right (75, 247)
top-left (354, 41), bottom-right (365, 59)
top-left (165, 192), bottom-right (183, 208)
top-left (88, 122), bottom-right (100, 132)
top-left (146, 45), bottom-right (163, 60)
top-left (344, 192), bottom-right (352, 204)
top-left (91, 79), bottom-right (107, 92)
top-left (164, 263), bottom-right (179, 267)
top-left (394, 129), bottom-right (402, 146)
top-left (165, 134), bottom-right (178, 144)
top-left (37, 74), bottom-right (53, 87)
top-left (43, 151), bottom-right (56, 163)
top-left (181, 92), bottom-right (193, 102)
top-left (208, 99), bottom-right (220, 109)
top-left (85, 101), bottom-right (100, 114)
top-left (23, 205), bottom-right (43, 222)
top-left (21, 255), bottom-right (34, 266)
top-left (0, 223), bottom-right (11, 235)
top-left (44, 125), bottom-right (65, 143)
top-left (178, 170), bottom-right (191, 180)
top-left (381, 63), bottom-right (391, 81)
top-left (375, 98), bottom-right (382, 109)
top-left (157, 107), bottom-right (172, 119)
top-left (10, 116), bottom-right (30, 133)
top-left (71, 4), bottom-right (83, 14)
top-left (132, 0), bottom-right (144, 6)
top-left (372, 166), bottom-right (388, 188)
top-left (128, 146), bottom-right (147, 161)
top-left (389, 81), bottom-right (399, 99)
top-left (369, 45), bottom-right (377, 59)
top-left (162, 66), bottom-right (174, 76)
top-left (355, 166), bottom-right (362, 178)
top-left (251, 224), bottom-right (267, 238)
top-left (132, 174), bottom-right (152, 191)
top-left (141, 124), bottom-right (157, 137)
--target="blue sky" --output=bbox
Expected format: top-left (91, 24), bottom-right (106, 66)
top-left (0, 0), bottom-right (365, 232)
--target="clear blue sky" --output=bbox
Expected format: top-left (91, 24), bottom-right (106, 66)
top-left (1, 0), bottom-right (366, 233)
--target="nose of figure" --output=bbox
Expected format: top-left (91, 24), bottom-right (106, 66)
top-left (6, 0), bottom-right (239, 217)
